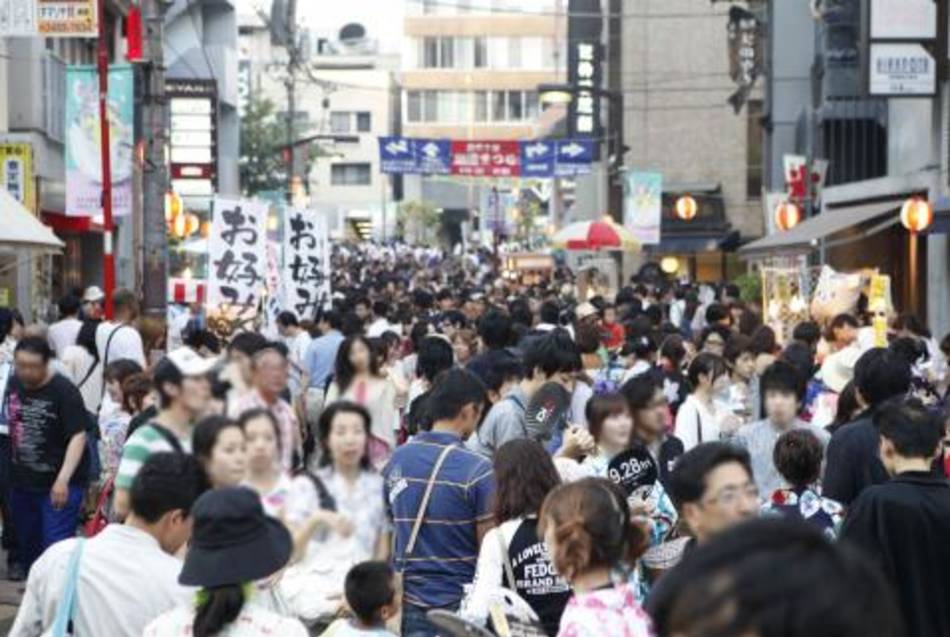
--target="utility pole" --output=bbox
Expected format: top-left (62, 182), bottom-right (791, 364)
top-left (141, 0), bottom-right (171, 314)
top-left (96, 0), bottom-right (115, 319)
top-left (285, 0), bottom-right (298, 203)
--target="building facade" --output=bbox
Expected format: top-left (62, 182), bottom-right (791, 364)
top-left (621, 0), bottom-right (764, 281)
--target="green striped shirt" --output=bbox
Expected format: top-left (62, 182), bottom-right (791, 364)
top-left (114, 424), bottom-right (192, 490)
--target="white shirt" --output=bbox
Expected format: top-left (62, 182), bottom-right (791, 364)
top-left (60, 344), bottom-right (103, 414)
top-left (9, 525), bottom-right (192, 637)
top-left (96, 321), bottom-right (146, 368)
top-left (47, 317), bottom-right (82, 358)
top-left (366, 317), bottom-right (398, 338)
top-left (674, 394), bottom-right (730, 451)
top-left (144, 602), bottom-right (307, 637)
top-left (285, 330), bottom-right (312, 399)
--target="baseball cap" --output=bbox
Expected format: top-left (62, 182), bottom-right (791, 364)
top-left (161, 346), bottom-right (217, 378)
top-left (82, 286), bottom-right (105, 303)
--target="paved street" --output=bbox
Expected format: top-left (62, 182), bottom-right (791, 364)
top-left (0, 562), bottom-right (22, 632)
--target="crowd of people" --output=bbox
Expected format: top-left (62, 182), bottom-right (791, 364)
top-left (0, 242), bottom-right (948, 637)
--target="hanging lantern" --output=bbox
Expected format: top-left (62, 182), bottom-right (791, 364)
top-left (164, 191), bottom-right (182, 223)
top-left (900, 197), bottom-right (933, 233)
top-left (774, 201), bottom-right (801, 231)
top-left (660, 256), bottom-right (680, 274)
top-left (675, 195), bottom-right (697, 221)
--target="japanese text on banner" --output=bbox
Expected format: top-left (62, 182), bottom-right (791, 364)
top-left (209, 198), bottom-right (268, 318)
top-left (282, 208), bottom-right (331, 321)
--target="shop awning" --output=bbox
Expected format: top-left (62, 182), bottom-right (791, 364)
top-left (738, 200), bottom-right (899, 257)
top-left (0, 189), bottom-right (64, 252)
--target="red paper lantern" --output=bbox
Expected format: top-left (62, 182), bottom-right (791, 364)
top-left (675, 195), bottom-right (697, 221)
top-left (900, 197), bottom-right (933, 233)
top-left (774, 201), bottom-right (801, 231)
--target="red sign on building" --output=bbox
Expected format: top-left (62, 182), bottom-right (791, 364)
top-left (450, 140), bottom-right (521, 177)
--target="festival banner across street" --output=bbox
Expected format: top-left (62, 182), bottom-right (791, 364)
top-left (208, 197), bottom-right (268, 318)
top-left (282, 207), bottom-right (331, 321)
top-left (65, 65), bottom-right (134, 217)
top-left (379, 136), bottom-right (594, 178)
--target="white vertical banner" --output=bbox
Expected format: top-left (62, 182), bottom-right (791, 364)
top-left (623, 171), bottom-right (662, 245)
top-left (282, 207), bottom-right (331, 321)
top-left (208, 197), bottom-right (268, 318)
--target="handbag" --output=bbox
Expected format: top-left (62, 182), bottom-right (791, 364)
top-left (45, 540), bottom-right (86, 637)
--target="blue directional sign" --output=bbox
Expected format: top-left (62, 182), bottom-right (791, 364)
top-left (520, 140), bottom-right (556, 178)
top-left (379, 136), bottom-right (417, 174)
top-left (554, 139), bottom-right (595, 176)
top-left (413, 138), bottom-right (452, 175)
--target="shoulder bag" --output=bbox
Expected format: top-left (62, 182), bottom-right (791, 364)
top-left (45, 540), bottom-right (86, 637)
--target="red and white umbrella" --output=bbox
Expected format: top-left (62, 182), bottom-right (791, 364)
top-left (551, 218), bottom-right (639, 251)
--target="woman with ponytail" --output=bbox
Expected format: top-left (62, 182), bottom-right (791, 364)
top-left (143, 487), bottom-right (306, 637)
top-left (539, 478), bottom-right (655, 637)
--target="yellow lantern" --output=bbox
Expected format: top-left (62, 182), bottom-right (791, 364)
top-left (660, 256), bottom-right (680, 274)
top-left (164, 191), bottom-right (182, 223)
top-left (900, 197), bottom-right (933, 233)
top-left (675, 195), bottom-right (697, 221)
top-left (774, 201), bottom-right (801, 231)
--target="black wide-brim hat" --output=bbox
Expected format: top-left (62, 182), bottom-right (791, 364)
top-left (179, 487), bottom-right (293, 589)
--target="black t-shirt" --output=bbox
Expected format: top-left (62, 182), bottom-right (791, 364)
top-left (507, 518), bottom-right (572, 637)
top-left (7, 373), bottom-right (91, 490)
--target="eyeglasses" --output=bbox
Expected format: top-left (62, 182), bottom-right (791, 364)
top-left (703, 483), bottom-right (759, 508)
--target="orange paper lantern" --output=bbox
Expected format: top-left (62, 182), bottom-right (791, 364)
top-left (675, 195), bottom-right (697, 221)
top-left (900, 197), bottom-right (933, 233)
top-left (774, 201), bottom-right (801, 231)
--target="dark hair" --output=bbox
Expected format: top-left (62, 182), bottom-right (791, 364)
top-left (184, 329), bottom-right (221, 355)
top-left (194, 585), bottom-right (245, 637)
top-left (792, 321), bottom-right (822, 348)
top-left (334, 335), bottom-right (381, 394)
top-left (540, 300), bottom-right (560, 325)
top-left (344, 561), bottom-right (396, 625)
top-left (780, 340), bottom-right (815, 385)
top-left (227, 332), bottom-right (268, 358)
top-left (104, 359), bottom-right (143, 386)
top-left (121, 372), bottom-right (152, 415)
top-left (539, 478), bottom-right (646, 580)
top-left (737, 307), bottom-right (763, 336)
top-left (478, 309), bottom-right (513, 350)
top-left (523, 330), bottom-right (581, 380)
top-left (509, 298), bottom-right (533, 328)
top-left (829, 381), bottom-right (860, 433)
top-left (687, 353), bottom-right (728, 388)
top-left (705, 303), bottom-right (729, 325)
top-left (888, 336), bottom-right (928, 368)
top-left (14, 336), bottom-right (52, 363)
top-left (760, 360), bottom-right (805, 404)
top-left (585, 393), bottom-right (629, 442)
top-left (853, 348), bottom-right (911, 408)
top-left (493, 439), bottom-right (561, 523)
top-left (372, 300), bottom-right (388, 319)
top-left (276, 311), bottom-right (299, 328)
top-left (425, 369), bottom-right (486, 423)
top-left (622, 333), bottom-right (657, 360)
top-left (874, 398), bottom-right (944, 459)
top-left (192, 416), bottom-right (242, 465)
top-left (750, 325), bottom-right (777, 356)
top-left (660, 335), bottom-right (688, 366)
top-left (574, 322), bottom-right (602, 355)
top-left (354, 296), bottom-right (371, 310)
top-left (320, 309), bottom-right (343, 331)
top-left (668, 443), bottom-right (753, 508)
top-left (699, 325), bottom-right (731, 350)
top-left (774, 429), bottom-right (823, 488)
top-left (318, 401), bottom-right (372, 469)
top-left (723, 334), bottom-right (755, 365)
top-left (437, 288), bottom-right (454, 302)
top-left (467, 349), bottom-right (523, 393)
top-left (894, 312), bottom-right (931, 338)
top-left (238, 408), bottom-right (282, 454)
top-left (621, 373), bottom-right (660, 412)
top-left (113, 289), bottom-right (139, 317)
top-left (153, 357), bottom-right (185, 409)
top-left (645, 518), bottom-right (904, 637)
top-left (75, 319), bottom-right (100, 358)
top-left (416, 336), bottom-right (455, 383)
top-left (58, 294), bottom-right (81, 317)
top-left (829, 313), bottom-right (859, 340)
top-left (129, 452), bottom-right (208, 523)
top-left (340, 311), bottom-right (365, 337)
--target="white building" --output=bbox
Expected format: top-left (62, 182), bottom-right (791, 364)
top-left (238, 8), bottom-right (400, 239)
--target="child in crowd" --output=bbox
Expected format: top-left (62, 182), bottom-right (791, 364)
top-left (540, 479), bottom-right (654, 637)
top-left (321, 561), bottom-right (399, 637)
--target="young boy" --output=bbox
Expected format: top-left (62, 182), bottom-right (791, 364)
top-left (722, 334), bottom-right (758, 423)
top-left (730, 361), bottom-right (830, 496)
top-left (329, 561), bottom-right (399, 636)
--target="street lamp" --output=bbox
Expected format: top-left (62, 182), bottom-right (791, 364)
top-left (675, 195), bottom-right (698, 221)
top-left (901, 196), bottom-right (933, 314)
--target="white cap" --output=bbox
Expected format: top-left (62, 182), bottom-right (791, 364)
top-left (164, 347), bottom-right (217, 377)
top-left (576, 302), bottom-right (599, 320)
top-left (82, 286), bottom-right (105, 303)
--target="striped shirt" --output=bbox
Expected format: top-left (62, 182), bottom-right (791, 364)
top-left (382, 431), bottom-right (494, 609)
top-left (114, 424), bottom-right (192, 490)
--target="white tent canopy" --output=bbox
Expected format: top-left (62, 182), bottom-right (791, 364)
top-left (0, 189), bottom-right (64, 252)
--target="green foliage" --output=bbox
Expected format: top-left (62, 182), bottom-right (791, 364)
top-left (239, 95), bottom-right (288, 196)
top-left (734, 271), bottom-right (762, 304)
top-left (396, 200), bottom-right (440, 244)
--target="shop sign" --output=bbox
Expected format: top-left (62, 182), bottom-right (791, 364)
top-left (0, 141), bottom-right (35, 213)
top-left (869, 43), bottom-right (936, 96)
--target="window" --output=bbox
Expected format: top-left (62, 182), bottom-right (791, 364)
top-left (331, 163), bottom-right (371, 186)
top-left (474, 91), bottom-right (489, 122)
top-left (474, 37), bottom-right (488, 68)
top-left (329, 111), bottom-right (350, 133)
top-left (356, 112), bottom-right (371, 132)
top-left (455, 37), bottom-right (474, 68)
top-left (525, 91), bottom-right (539, 120)
top-left (492, 91), bottom-right (506, 122)
top-left (423, 37), bottom-right (439, 68)
top-left (507, 91), bottom-right (523, 120)
top-left (439, 37), bottom-right (455, 68)
top-left (407, 91), bottom-right (422, 122)
top-left (423, 90), bottom-right (438, 122)
top-left (507, 37), bottom-right (522, 69)
top-left (746, 99), bottom-right (763, 199)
